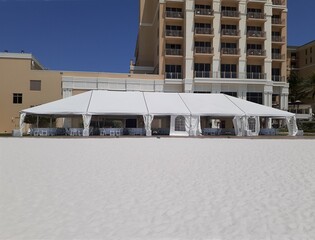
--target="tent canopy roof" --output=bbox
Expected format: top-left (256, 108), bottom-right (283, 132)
top-left (21, 90), bottom-right (295, 118)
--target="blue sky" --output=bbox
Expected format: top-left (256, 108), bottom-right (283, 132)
top-left (0, 0), bottom-right (314, 72)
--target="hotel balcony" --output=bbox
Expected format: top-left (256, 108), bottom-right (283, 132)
top-left (221, 10), bottom-right (240, 19)
top-left (165, 11), bottom-right (183, 19)
top-left (247, 12), bottom-right (266, 21)
top-left (272, 18), bottom-right (285, 26)
top-left (272, 53), bottom-right (285, 61)
top-left (195, 8), bottom-right (214, 17)
top-left (221, 48), bottom-right (240, 57)
top-left (220, 72), bottom-right (238, 79)
top-left (247, 72), bottom-right (266, 79)
top-left (195, 27), bottom-right (214, 35)
top-left (247, 49), bottom-right (266, 57)
top-left (165, 72), bottom-right (182, 79)
top-left (165, 49), bottom-right (183, 56)
top-left (272, 0), bottom-right (286, 6)
top-left (247, 30), bottom-right (266, 39)
top-left (165, 30), bottom-right (183, 38)
top-left (194, 71), bottom-right (212, 78)
top-left (272, 75), bottom-right (286, 82)
top-left (272, 36), bottom-right (286, 44)
top-left (221, 29), bottom-right (240, 38)
top-left (195, 47), bottom-right (214, 55)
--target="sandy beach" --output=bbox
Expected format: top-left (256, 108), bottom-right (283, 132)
top-left (1, 137), bottom-right (315, 240)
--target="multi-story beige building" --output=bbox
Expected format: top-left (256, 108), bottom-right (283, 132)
top-left (287, 41), bottom-right (315, 120)
top-left (133, 0), bottom-right (288, 109)
top-left (0, 53), bottom-right (62, 133)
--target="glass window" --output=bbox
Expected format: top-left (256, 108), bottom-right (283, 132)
top-left (247, 92), bottom-right (263, 104)
top-left (13, 93), bottom-right (23, 104)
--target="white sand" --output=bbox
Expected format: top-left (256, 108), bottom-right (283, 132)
top-left (0, 137), bottom-right (315, 240)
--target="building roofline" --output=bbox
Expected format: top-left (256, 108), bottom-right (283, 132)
top-left (0, 52), bottom-right (45, 70)
top-left (288, 40), bottom-right (315, 49)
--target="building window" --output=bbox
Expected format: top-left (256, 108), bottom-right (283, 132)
top-left (30, 80), bottom-right (41, 91)
top-left (194, 63), bottom-right (211, 78)
top-left (221, 64), bottom-right (237, 78)
top-left (305, 49), bottom-right (308, 55)
top-left (311, 47), bottom-right (313, 54)
top-left (221, 92), bottom-right (237, 97)
top-left (13, 93), bottom-right (23, 104)
top-left (165, 65), bottom-right (182, 79)
top-left (175, 116), bottom-right (186, 131)
top-left (247, 92), bottom-right (263, 104)
top-left (247, 65), bottom-right (263, 79)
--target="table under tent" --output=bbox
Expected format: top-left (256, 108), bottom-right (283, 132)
top-left (18, 90), bottom-right (298, 137)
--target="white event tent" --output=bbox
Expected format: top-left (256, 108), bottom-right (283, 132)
top-left (19, 90), bottom-right (298, 137)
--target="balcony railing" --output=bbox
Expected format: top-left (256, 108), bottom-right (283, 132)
top-left (165, 49), bottom-right (183, 56)
top-left (247, 30), bottom-right (266, 38)
top-left (194, 71), bottom-right (212, 78)
top-left (272, 75), bottom-right (286, 82)
top-left (221, 29), bottom-right (240, 36)
top-left (247, 12), bottom-right (266, 20)
top-left (272, 18), bottom-right (285, 25)
top-left (165, 72), bottom-right (182, 79)
top-left (272, 36), bottom-right (285, 42)
top-left (247, 49), bottom-right (266, 56)
top-left (221, 48), bottom-right (240, 55)
top-left (165, 11), bottom-right (183, 19)
top-left (195, 9), bottom-right (214, 16)
top-left (195, 47), bottom-right (213, 54)
top-left (272, 0), bottom-right (285, 6)
top-left (247, 72), bottom-right (266, 79)
top-left (220, 72), bottom-right (238, 78)
top-left (272, 53), bottom-right (285, 60)
top-left (165, 30), bottom-right (183, 37)
top-left (221, 10), bottom-right (240, 18)
top-left (195, 27), bottom-right (213, 35)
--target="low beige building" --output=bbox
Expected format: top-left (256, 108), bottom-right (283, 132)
top-left (0, 53), bottom-right (62, 133)
top-left (287, 40), bottom-right (315, 79)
